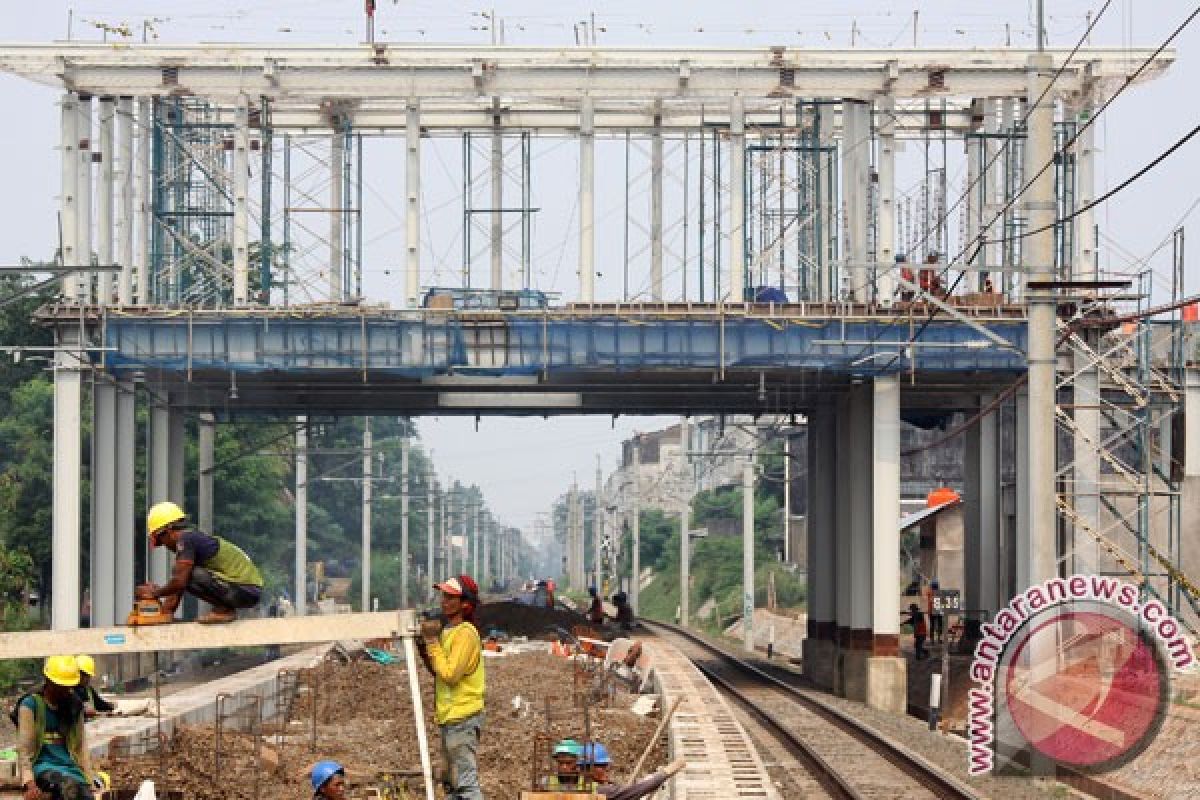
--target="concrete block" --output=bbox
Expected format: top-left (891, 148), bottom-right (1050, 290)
top-left (865, 655), bottom-right (907, 714)
top-left (802, 638), bottom-right (836, 690)
top-left (840, 649), bottom-right (868, 702)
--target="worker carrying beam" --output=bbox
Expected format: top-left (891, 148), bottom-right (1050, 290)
top-left (581, 742), bottom-right (686, 799)
top-left (13, 657), bottom-right (102, 800)
top-left (71, 656), bottom-right (113, 719)
top-left (417, 574), bottom-right (485, 800)
top-left (137, 501), bottom-right (263, 624)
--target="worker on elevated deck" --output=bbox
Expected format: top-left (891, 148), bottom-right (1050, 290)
top-left (581, 742), bottom-right (686, 800)
top-left (417, 574), bottom-right (485, 800)
top-left (15, 657), bottom-right (100, 800)
top-left (72, 657), bottom-right (114, 719)
top-left (138, 501), bottom-right (263, 624)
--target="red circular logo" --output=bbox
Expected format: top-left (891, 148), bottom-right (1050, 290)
top-left (1001, 607), bottom-right (1169, 771)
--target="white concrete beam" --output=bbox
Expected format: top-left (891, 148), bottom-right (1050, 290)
top-left (579, 96), bottom-right (595, 302)
top-left (232, 94), bottom-right (250, 306)
top-left (405, 102), bottom-right (420, 308)
top-left (728, 95), bottom-right (746, 303)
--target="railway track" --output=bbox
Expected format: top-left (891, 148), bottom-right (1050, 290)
top-left (644, 619), bottom-right (980, 800)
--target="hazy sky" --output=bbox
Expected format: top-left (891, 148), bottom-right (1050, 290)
top-left (1, 2), bottom-right (1197, 531)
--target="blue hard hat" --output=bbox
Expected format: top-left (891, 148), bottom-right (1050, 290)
top-left (581, 742), bottom-right (611, 766)
top-left (310, 760), bottom-right (345, 792)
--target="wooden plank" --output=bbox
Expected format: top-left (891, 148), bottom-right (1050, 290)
top-left (0, 610), bottom-right (416, 659)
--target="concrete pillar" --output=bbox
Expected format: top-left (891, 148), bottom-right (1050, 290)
top-left (1015, 389), bottom-right (1031, 591)
top-left (491, 119), bottom-right (503, 290)
top-left (1072, 344), bottom-right (1101, 572)
top-left (834, 402), bottom-right (854, 681)
top-left (594, 455), bottom-right (603, 592)
top-left (405, 102), bottom-right (421, 309)
top-left (876, 97), bottom-right (896, 305)
top-left (232, 94), bottom-right (250, 306)
top-left (631, 442), bottom-right (641, 614)
top-left (843, 385), bottom-right (875, 701)
top-left (1073, 99), bottom-right (1096, 280)
top-left (1187, 370), bottom-right (1200, 478)
top-left (965, 100), bottom-right (983, 291)
top-left (842, 100), bottom-right (870, 303)
top-left (168, 408), bottom-right (185, 508)
top-left (481, 516), bottom-right (490, 589)
top-left (400, 437), bottom-right (410, 607)
top-left (579, 96), bottom-right (595, 302)
top-left (97, 97), bottom-right (115, 304)
top-left (867, 375), bottom-right (905, 713)
top-left (362, 424), bottom-right (372, 611)
top-left (77, 95), bottom-right (93, 304)
top-left (295, 418), bottom-right (308, 615)
top-left (195, 413), bottom-right (215, 619)
top-left (60, 92), bottom-right (80, 301)
top-left (650, 103), bottom-right (664, 301)
top-left (473, 503), bottom-right (481, 579)
top-left (52, 329), bottom-right (83, 631)
top-left (983, 98), bottom-right (1004, 284)
top-left (742, 459), bottom-right (755, 652)
top-left (147, 400), bottom-right (171, 584)
top-left (426, 477), bottom-right (435, 600)
top-left (114, 379), bottom-right (136, 622)
top-left (116, 97), bottom-right (134, 305)
top-left (330, 131), bottom-right (344, 301)
top-left (728, 95), bottom-right (746, 303)
top-left (1024, 53), bottom-right (1058, 586)
top-left (135, 98), bottom-right (151, 304)
top-left (803, 407), bottom-right (838, 688)
top-left (965, 394), bottom-right (1002, 615)
top-left (90, 379), bottom-right (117, 627)
top-left (679, 419), bottom-right (690, 626)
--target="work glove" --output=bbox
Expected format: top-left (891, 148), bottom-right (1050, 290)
top-left (419, 619), bottom-right (443, 642)
top-left (23, 781), bottom-right (41, 800)
top-left (135, 583), bottom-right (158, 600)
top-left (662, 759), bottom-right (686, 778)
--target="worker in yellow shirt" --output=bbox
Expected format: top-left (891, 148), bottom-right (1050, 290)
top-left (417, 574), bottom-right (485, 800)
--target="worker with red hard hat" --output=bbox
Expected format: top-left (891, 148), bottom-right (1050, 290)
top-left (137, 501), bottom-right (263, 624)
top-left (417, 574), bottom-right (486, 800)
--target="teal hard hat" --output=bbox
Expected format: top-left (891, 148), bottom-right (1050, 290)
top-left (553, 739), bottom-right (583, 758)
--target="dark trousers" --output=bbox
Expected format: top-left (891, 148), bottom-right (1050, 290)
top-left (930, 613), bottom-right (944, 642)
top-left (188, 567), bottom-right (260, 610)
top-left (914, 634), bottom-right (928, 660)
top-left (36, 770), bottom-right (89, 800)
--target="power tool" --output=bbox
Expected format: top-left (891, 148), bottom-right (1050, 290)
top-left (126, 598), bottom-right (174, 626)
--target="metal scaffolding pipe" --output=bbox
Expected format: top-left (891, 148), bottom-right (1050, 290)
top-left (728, 95), bottom-right (746, 302)
top-left (400, 436), bottom-right (410, 607)
top-left (490, 118), bottom-right (503, 290)
top-left (295, 418), bottom-right (307, 615)
top-left (405, 103), bottom-right (421, 308)
top-left (114, 379), bottom-right (135, 622)
top-left (233, 94), bottom-right (250, 306)
top-left (426, 476), bottom-right (435, 600)
top-left (1024, 53), bottom-right (1058, 586)
top-left (594, 455), bottom-right (603, 592)
top-left (362, 423), bottom-right (373, 611)
top-left (116, 96), bottom-right (133, 304)
top-left (876, 96), bottom-right (896, 305)
top-left (52, 329), bottom-right (82, 631)
top-left (90, 380), bottom-right (117, 627)
top-left (742, 457), bottom-right (755, 652)
top-left (579, 96), bottom-right (595, 302)
top-left (147, 400), bottom-right (170, 585)
top-left (59, 92), bottom-right (79, 301)
top-left (679, 418), bottom-right (690, 627)
top-left (651, 104), bottom-right (663, 300)
top-left (631, 440), bottom-right (641, 615)
top-left (97, 97), bottom-right (114, 304)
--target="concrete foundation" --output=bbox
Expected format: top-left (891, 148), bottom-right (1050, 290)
top-left (840, 648), bottom-right (869, 703)
top-left (802, 637), bottom-right (837, 691)
top-left (865, 655), bottom-right (907, 713)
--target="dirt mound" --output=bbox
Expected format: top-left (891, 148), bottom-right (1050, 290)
top-left (477, 600), bottom-right (589, 639)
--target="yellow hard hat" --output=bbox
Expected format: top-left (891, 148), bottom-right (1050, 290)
top-left (95, 772), bottom-right (111, 790)
top-left (75, 655), bottom-right (96, 676)
top-left (43, 655), bottom-right (81, 687)
top-left (147, 501), bottom-right (186, 539)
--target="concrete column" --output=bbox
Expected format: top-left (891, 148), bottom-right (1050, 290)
top-left (481, 516), bottom-right (490, 589)
top-left (473, 503), bottom-right (481, 579)
top-left (330, 131), bottom-right (344, 301)
top-left (77, 95), bottom-right (93, 304)
top-left (400, 437), bottom-right (410, 607)
top-left (803, 407), bottom-right (838, 688)
top-left (867, 374), bottom-right (905, 713)
top-left (631, 442), bottom-right (641, 615)
top-left (97, 97), bottom-right (115, 304)
top-left (1187, 370), bottom-right (1200, 477)
top-left (147, 400), bottom-right (171, 584)
top-left (90, 379), bottom-right (117, 627)
top-left (594, 455), bottom-right (603, 591)
top-left (1073, 100), bottom-right (1096, 280)
top-left (362, 424), bottom-right (372, 611)
top-left (742, 459), bottom-right (755, 652)
top-left (135, 98), bottom-right (151, 304)
top-left (491, 119), bottom-right (503, 290)
top-left (650, 103), bottom-right (664, 300)
top-left (1015, 389), bottom-right (1031, 591)
top-left (295, 418), bottom-right (308, 615)
top-left (876, 97), bottom-right (896, 305)
top-left (965, 100), bottom-right (983, 290)
top-left (405, 102), bottom-right (421, 309)
top-left (843, 100), bottom-right (871, 303)
top-left (839, 385), bottom-right (875, 701)
top-left (579, 96), bottom-right (595, 302)
top-left (1072, 345), bottom-right (1101, 572)
top-left (60, 92), bottom-right (80, 301)
top-left (426, 478), bottom-right (435, 600)
top-left (232, 94), bottom-right (250, 306)
top-left (52, 329), bottom-right (83, 631)
top-left (168, 408), bottom-right (185, 508)
top-left (983, 98), bottom-right (1004, 283)
top-left (114, 379), bottom-right (136, 622)
top-left (679, 419), bottom-right (690, 626)
top-left (728, 95), bottom-right (746, 303)
top-left (965, 394), bottom-right (1002, 615)
top-left (116, 97), bottom-right (134, 304)
top-left (197, 414), bottom-right (215, 532)
top-left (834, 402), bottom-right (854, 666)
top-left (1024, 53), bottom-right (1058, 586)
